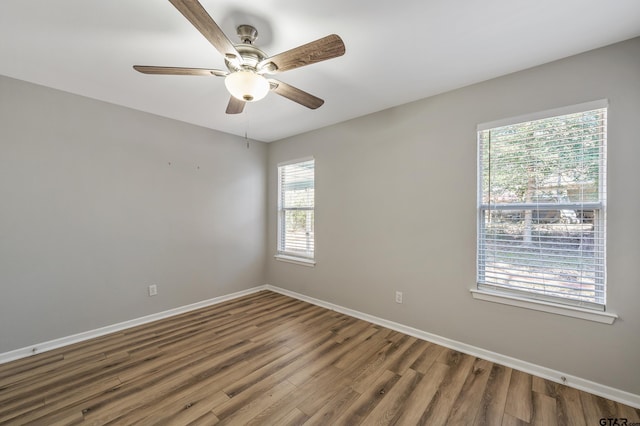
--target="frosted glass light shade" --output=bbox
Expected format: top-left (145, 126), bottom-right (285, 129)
top-left (224, 71), bottom-right (270, 102)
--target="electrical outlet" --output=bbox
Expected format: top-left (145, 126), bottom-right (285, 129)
top-left (395, 291), bottom-right (403, 304)
top-left (148, 284), bottom-right (158, 296)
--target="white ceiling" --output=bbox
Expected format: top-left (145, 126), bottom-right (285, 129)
top-left (1, 1), bottom-right (639, 142)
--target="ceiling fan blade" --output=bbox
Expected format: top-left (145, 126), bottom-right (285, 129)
top-left (169, 0), bottom-right (241, 63)
top-left (133, 65), bottom-right (227, 77)
top-left (268, 79), bottom-right (324, 109)
top-left (258, 34), bottom-right (345, 73)
top-left (226, 96), bottom-right (245, 114)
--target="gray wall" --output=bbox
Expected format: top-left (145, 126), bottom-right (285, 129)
top-left (267, 38), bottom-right (640, 395)
top-left (2, 38), bottom-right (638, 396)
top-left (0, 76), bottom-right (267, 353)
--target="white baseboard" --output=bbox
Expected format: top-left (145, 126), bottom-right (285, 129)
top-left (2, 283), bottom-right (638, 409)
top-left (264, 284), bottom-right (640, 409)
top-left (0, 285), bottom-right (268, 365)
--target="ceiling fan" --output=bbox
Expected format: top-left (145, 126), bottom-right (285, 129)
top-left (134, 0), bottom-right (346, 114)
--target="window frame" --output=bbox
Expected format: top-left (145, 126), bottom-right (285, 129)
top-left (474, 100), bottom-right (615, 322)
top-left (275, 157), bottom-right (316, 266)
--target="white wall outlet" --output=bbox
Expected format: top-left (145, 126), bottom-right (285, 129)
top-left (148, 284), bottom-right (158, 296)
top-left (395, 291), bottom-right (403, 304)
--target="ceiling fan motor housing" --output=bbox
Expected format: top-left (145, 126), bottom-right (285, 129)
top-left (225, 43), bottom-right (266, 73)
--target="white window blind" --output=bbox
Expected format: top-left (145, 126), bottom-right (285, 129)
top-left (278, 159), bottom-right (315, 260)
top-left (477, 103), bottom-right (607, 310)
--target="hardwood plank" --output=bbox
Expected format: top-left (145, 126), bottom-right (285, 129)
top-left (302, 386), bottom-right (361, 426)
top-left (385, 338), bottom-right (431, 375)
top-left (80, 367), bottom-right (194, 424)
top-left (502, 412), bottom-right (530, 426)
top-left (447, 358), bottom-right (493, 425)
top-left (328, 316), bottom-right (362, 342)
top-left (531, 376), bottom-right (548, 395)
top-left (188, 344), bottom-right (292, 383)
top-left (249, 312), bottom-right (347, 349)
top-left (0, 353), bottom-right (65, 380)
top-left (184, 410), bottom-right (220, 425)
top-left (220, 334), bottom-right (338, 401)
top-left (287, 326), bottom-right (393, 388)
top-left (531, 391), bottom-right (557, 426)
top-left (93, 338), bottom-right (278, 423)
top-left (385, 330), bottom-right (406, 344)
top-left (473, 363), bottom-right (513, 426)
top-left (0, 353), bottom-right (66, 385)
top-left (106, 359), bottom-right (239, 424)
top-left (213, 340), bottom-right (336, 420)
top-left (216, 379), bottom-right (297, 425)
top-left (504, 369), bottom-right (533, 422)
top-left (614, 402), bottom-right (640, 422)
top-left (417, 350), bottom-right (477, 425)
top-left (114, 344), bottom-right (214, 383)
top-left (4, 312), bottom-right (252, 410)
top-left (332, 327), bottom-right (394, 371)
top-left (410, 340), bottom-right (445, 374)
top-left (349, 334), bottom-right (416, 393)
top-left (109, 343), bottom-right (295, 423)
top-left (331, 369), bottom-right (401, 425)
top-left (393, 362), bottom-right (449, 425)
top-left (359, 367), bottom-right (422, 425)
top-left (18, 377), bottom-right (122, 424)
top-left (212, 299), bottom-right (307, 339)
top-left (579, 391), bottom-right (617, 422)
top-left (242, 365), bottom-right (345, 425)
top-left (295, 367), bottom-right (351, 416)
top-left (33, 407), bottom-right (84, 426)
top-left (556, 384), bottom-right (587, 426)
top-left (0, 351), bottom-right (130, 417)
top-left (299, 306), bottom-right (343, 327)
top-left (0, 291), bottom-right (634, 425)
top-left (123, 389), bottom-right (228, 425)
top-left (0, 395), bottom-right (45, 424)
top-left (276, 407), bottom-right (309, 425)
top-left (0, 351), bottom-right (115, 402)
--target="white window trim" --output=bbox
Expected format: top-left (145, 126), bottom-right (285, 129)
top-left (477, 99), bottom-right (609, 132)
top-left (274, 254), bottom-right (316, 267)
top-left (276, 156), bottom-right (315, 265)
top-left (470, 289), bottom-right (617, 324)
top-left (475, 100), bottom-right (609, 316)
top-left (277, 156), bottom-right (315, 168)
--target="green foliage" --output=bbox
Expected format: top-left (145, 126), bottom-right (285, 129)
top-left (481, 109), bottom-right (604, 204)
top-left (285, 209), bottom-right (314, 233)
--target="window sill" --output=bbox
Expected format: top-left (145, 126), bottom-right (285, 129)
top-left (470, 289), bottom-right (617, 324)
top-left (274, 254), bottom-right (316, 267)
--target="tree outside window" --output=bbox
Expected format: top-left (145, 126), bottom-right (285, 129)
top-left (478, 104), bottom-right (606, 308)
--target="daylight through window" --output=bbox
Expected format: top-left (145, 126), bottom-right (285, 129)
top-left (277, 158), bottom-right (315, 261)
top-left (477, 102), bottom-right (607, 309)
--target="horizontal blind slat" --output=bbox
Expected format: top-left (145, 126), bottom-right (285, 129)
top-left (278, 159), bottom-right (315, 258)
top-left (478, 106), bottom-right (606, 307)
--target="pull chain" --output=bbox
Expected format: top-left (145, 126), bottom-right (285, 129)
top-left (244, 108), bottom-right (250, 149)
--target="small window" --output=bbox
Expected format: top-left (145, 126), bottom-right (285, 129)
top-left (277, 158), bottom-right (315, 262)
top-left (477, 101), bottom-right (607, 310)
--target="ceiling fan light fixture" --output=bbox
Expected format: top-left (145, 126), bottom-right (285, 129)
top-left (133, 1), bottom-right (346, 113)
top-left (224, 70), bottom-right (270, 102)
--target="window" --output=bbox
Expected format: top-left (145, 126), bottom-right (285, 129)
top-left (277, 158), bottom-right (315, 263)
top-left (477, 101), bottom-right (607, 311)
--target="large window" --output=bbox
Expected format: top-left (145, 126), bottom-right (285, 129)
top-left (477, 101), bottom-right (607, 310)
top-left (277, 158), bottom-right (315, 263)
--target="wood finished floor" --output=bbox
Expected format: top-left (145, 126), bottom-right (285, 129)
top-left (0, 291), bottom-right (638, 425)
